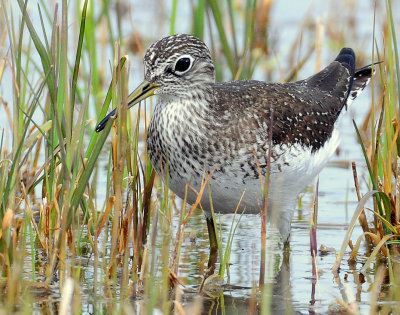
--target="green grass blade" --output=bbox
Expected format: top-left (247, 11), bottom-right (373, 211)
top-left (207, 0), bottom-right (235, 75)
top-left (86, 56), bottom-right (127, 158)
top-left (69, 120), bottom-right (112, 216)
top-left (193, 0), bottom-right (205, 39)
top-left (366, 195), bottom-right (398, 234)
top-left (16, 0), bottom-right (56, 104)
top-left (387, 0), bottom-right (400, 110)
top-left (170, 0), bottom-right (178, 35)
top-left (353, 120), bottom-right (390, 235)
top-left (71, 0), bottom-right (88, 114)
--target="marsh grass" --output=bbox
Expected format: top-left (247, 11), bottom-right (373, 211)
top-left (332, 0), bottom-right (400, 312)
top-left (347, 0), bottom-right (400, 266)
top-left (0, 0), bottom-right (399, 313)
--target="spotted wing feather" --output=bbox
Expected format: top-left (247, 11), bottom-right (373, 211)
top-left (210, 48), bottom-right (376, 158)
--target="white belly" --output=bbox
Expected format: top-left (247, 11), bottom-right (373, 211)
top-left (165, 127), bottom-right (340, 240)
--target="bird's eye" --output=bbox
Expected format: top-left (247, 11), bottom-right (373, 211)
top-left (174, 56), bottom-right (193, 73)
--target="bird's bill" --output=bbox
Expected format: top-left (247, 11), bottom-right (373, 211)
top-left (95, 80), bottom-right (159, 132)
top-left (127, 80), bottom-right (160, 108)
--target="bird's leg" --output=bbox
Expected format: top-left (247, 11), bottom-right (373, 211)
top-left (198, 216), bottom-right (219, 293)
top-left (205, 216), bottom-right (218, 276)
top-left (283, 237), bottom-right (291, 262)
top-left (283, 235), bottom-right (290, 249)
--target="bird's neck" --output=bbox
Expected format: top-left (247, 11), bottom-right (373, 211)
top-left (155, 84), bottom-right (215, 117)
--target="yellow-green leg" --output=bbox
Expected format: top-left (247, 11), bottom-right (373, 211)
top-left (206, 216), bottom-right (218, 275)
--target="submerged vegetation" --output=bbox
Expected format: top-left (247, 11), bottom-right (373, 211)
top-left (0, 0), bottom-right (399, 313)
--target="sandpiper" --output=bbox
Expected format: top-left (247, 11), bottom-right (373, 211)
top-left (96, 34), bottom-right (374, 262)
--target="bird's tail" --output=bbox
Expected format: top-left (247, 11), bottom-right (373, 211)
top-left (345, 62), bottom-right (380, 108)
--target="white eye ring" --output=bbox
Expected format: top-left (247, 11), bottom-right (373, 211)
top-left (173, 54), bottom-right (194, 74)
